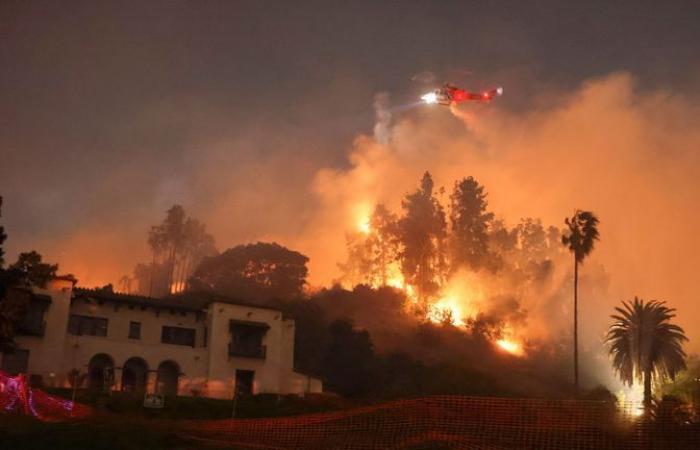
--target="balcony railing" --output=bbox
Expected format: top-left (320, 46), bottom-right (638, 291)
top-left (228, 343), bottom-right (266, 359)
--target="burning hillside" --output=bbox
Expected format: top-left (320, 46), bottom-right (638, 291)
top-left (9, 73), bottom-right (698, 399)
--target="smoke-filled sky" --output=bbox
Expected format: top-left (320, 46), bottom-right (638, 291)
top-left (2, 1), bottom-right (700, 351)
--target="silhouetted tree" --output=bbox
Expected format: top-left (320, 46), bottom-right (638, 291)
top-left (338, 231), bottom-right (372, 287)
top-left (366, 204), bottom-right (400, 286)
top-left (190, 242), bottom-right (308, 303)
top-left (283, 299), bottom-right (329, 377)
top-left (562, 209), bottom-right (599, 390)
top-left (606, 298), bottom-right (687, 413)
top-left (9, 251), bottom-right (58, 289)
top-left (1, 251), bottom-right (58, 348)
top-left (449, 177), bottom-right (494, 271)
top-left (398, 172), bottom-right (447, 306)
top-left (118, 275), bottom-right (132, 294)
top-left (659, 356), bottom-right (700, 415)
top-left (148, 205), bottom-right (186, 294)
top-left (340, 204), bottom-right (399, 287)
top-left (322, 319), bottom-right (374, 397)
top-left (145, 205), bottom-right (216, 296)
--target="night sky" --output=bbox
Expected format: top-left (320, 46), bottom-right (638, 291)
top-left (1, 1), bottom-right (700, 284)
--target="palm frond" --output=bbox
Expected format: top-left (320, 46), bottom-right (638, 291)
top-left (606, 297), bottom-right (687, 387)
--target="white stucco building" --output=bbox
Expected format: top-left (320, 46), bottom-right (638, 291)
top-left (0, 278), bottom-right (322, 399)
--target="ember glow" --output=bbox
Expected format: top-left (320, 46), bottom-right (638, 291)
top-left (358, 219), bottom-right (371, 235)
top-left (616, 383), bottom-right (645, 417)
top-left (496, 338), bottom-right (524, 357)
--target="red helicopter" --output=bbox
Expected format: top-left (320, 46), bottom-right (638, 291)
top-left (421, 83), bottom-right (503, 106)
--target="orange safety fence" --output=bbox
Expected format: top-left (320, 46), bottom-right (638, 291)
top-left (178, 396), bottom-right (698, 449)
top-left (2, 371), bottom-right (698, 449)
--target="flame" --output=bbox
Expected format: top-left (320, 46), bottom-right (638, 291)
top-left (616, 383), bottom-right (645, 417)
top-left (347, 228), bottom-right (529, 356)
top-left (428, 295), bottom-right (466, 326)
top-left (358, 218), bottom-right (371, 234)
top-left (425, 272), bottom-right (485, 326)
top-left (170, 281), bottom-right (186, 294)
top-left (387, 274), bottom-right (405, 290)
top-left (496, 338), bottom-right (525, 356)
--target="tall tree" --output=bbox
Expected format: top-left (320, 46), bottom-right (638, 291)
top-left (366, 204), bottom-right (399, 286)
top-left (340, 204), bottom-right (399, 287)
top-left (561, 210), bottom-right (599, 390)
top-left (190, 242), bottom-right (308, 303)
top-left (9, 251), bottom-right (58, 289)
top-left (398, 172), bottom-right (447, 306)
top-left (322, 319), bottom-right (374, 397)
top-left (146, 205), bottom-right (216, 296)
top-left (606, 298), bottom-right (687, 412)
top-left (449, 177), bottom-right (494, 271)
top-left (1, 251), bottom-right (58, 348)
top-left (148, 205), bottom-right (187, 294)
top-left (561, 210), bottom-right (599, 391)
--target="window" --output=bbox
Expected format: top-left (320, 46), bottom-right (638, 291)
top-left (161, 326), bottom-right (195, 347)
top-left (1, 349), bottom-right (29, 375)
top-left (128, 321), bottom-right (141, 340)
top-left (229, 321), bottom-right (268, 359)
top-left (68, 314), bottom-right (108, 337)
top-left (235, 369), bottom-right (254, 396)
top-left (18, 298), bottom-right (49, 336)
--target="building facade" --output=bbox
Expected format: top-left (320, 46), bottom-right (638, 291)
top-left (0, 278), bottom-right (322, 399)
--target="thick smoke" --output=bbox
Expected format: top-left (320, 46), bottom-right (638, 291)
top-left (373, 92), bottom-right (392, 146)
top-left (11, 72), bottom-right (700, 368)
top-left (293, 73), bottom-right (700, 365)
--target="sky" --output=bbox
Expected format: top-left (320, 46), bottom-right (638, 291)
top-left (2, 1), bottom-right (700, 352)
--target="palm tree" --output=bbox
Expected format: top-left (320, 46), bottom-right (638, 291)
top-left (562, 210), bottom-right (599, 390)
top-left (606, 298), bottom-right (687, 412)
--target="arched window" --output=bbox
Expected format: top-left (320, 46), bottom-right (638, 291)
top-left (121, 357), bottom-right (148, 392)
top-left (156, 360), bottom-right (180, 396)
top-left (87, 353), bottom-right (114, 392)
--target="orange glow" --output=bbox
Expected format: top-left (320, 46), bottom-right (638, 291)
top-left (428, 296), bottom-right (466, 326)
top-left (170, 281), bottom-right (186, 294)
top-left (616, 383), bottom-right (645, 417)
top-left (496, 338), bottom-right (525, 357)
top-left (358, 218), bottom-right (371, 234)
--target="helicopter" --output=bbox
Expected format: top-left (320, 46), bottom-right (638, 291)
top-left (421, 83), bottom-right (503, 106)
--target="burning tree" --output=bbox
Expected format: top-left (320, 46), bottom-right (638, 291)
top-left (340, 204), bottom-right (400, 288)
top-left (397, 172), bottom-right (447, 307)
top-left (449, 176), bottom-right (494, 272)
top-left (133, 204), bottom-right (216, 297)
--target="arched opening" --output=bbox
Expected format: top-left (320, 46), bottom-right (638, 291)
top-left (87, 353), bottom-right (114, 392)
top-left (156, 360), bottom-right (180, 396)
top-left (121, 357), bottom-right (148, 392)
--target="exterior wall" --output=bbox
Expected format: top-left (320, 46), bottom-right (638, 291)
top-left (66, 297), bottom-right (209, 395)
top-left (1, 282), bottom-right (322, 399)
top-left (206, 301), bottom-right (294, 398)
top-left (8, 278), bottom-right (74, 388)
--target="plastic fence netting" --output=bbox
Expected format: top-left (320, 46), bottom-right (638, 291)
top-left (1, 371), bottom-right (698, 449)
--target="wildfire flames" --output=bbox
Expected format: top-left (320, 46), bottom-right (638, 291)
top-left (496, 338), bottom-right (524, 357)
top-left (352, 218), bottom-right (526, 357)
